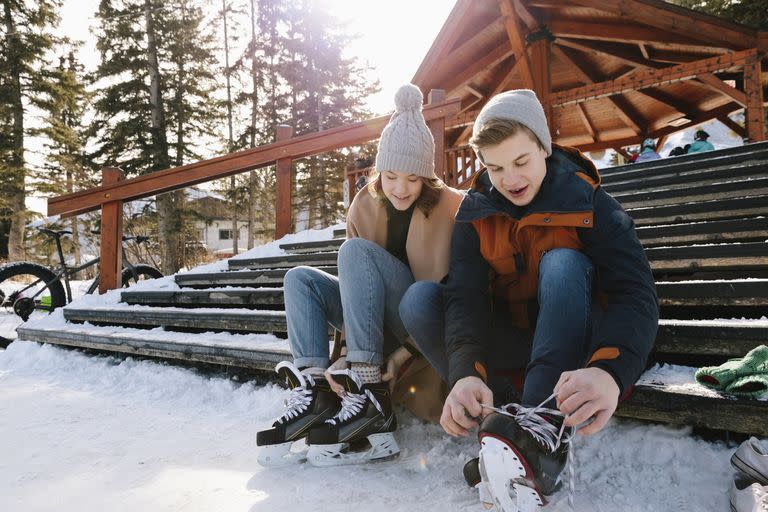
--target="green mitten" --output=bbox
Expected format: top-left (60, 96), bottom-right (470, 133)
top-left (694, 344), bottom-right (768, 390)
top-left (725, 374), bottom-right (768, 399)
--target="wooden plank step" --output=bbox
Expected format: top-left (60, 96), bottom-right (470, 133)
top-left (654, 319), bottom-right (768, 357)
top-left (16, 324), bottom-right (292, 371)
top-left (627, 195), bottom-right (768, 226)
top-left (616, 379), bottom-right (768, 436)
top-left (646, 242), bottom-right (768, 274)
top-left (603, 163), bottom-right (767, 194)
top-left (280, 239), bottom-right (344, 254)
top-left (657, 279), bottom-right (768, 306)
top-left (229, 252), bottom-right (337, 270)
top-left (602, 141), bottom-right (768, 176)
top-left (16, 323), bottom-right (767, 436)
top-left (122, 288), bottom-right (285, 308)
top-left (637, 218), bottom-right (768, 247)
top-left (174, 267), bottom-right (336, 288)
top-left (615, 177), bottom-right (768, 209)
top-left (63, 306), bottom-right (289, 333)
top-left (333, 227), bottom-right (346, 239)
top-left (123, 280), bottom-right (768, 309)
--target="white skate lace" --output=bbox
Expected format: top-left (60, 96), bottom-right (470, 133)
top-left (325, 388), bottom-right (383, 425)
top-left (276, 374), bottom-right (315, 424)
top-left (482, 391), bottom-right (576, 510)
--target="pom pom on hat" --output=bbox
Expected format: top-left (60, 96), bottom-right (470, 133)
top-left (375, 84), bottom-right (436, 178)
top-left (394, 83), bottom-right (424, 112)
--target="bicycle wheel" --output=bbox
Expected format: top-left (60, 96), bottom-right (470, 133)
top-left (89, 264), bottom-right (164, 292)
top-left (0, 262), bottom-right (67, 322)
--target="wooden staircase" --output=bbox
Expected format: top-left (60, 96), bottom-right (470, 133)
top-left (18, 142), bottom-right (768, 435)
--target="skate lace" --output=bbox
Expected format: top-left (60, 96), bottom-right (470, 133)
top-left (325, 389), bottom-right (382, 426)
top-left (483, 392), bottom-right (576, 510)
top-left (276, 374), bottom-right (315, 424)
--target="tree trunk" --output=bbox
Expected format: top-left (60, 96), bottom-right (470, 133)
top-left (145, 0), bottom-right (178, 273)
top-left (247, 0), bottom-right (259, 249)
top-left (4, 2), bottom-right (27, 261)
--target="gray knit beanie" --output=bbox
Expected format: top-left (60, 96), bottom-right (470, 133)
top-left (472, 89), bottom-right (552, 156)
top-left (375, 84), bottom-right (436, 178)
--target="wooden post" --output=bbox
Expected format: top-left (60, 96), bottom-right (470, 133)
top-left (275, 124), bottom-right (294, 239)
top-left (427, 89), bottom-right (447, 182)
top-left (98, 167), bottom-right (124, 294)
top-left (530, 37), bottom-right (552, 130)
top-left (744, 54), bottom-right (766, 142)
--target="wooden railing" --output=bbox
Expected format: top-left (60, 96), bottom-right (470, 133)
top-left (47, 90), bottom-right (461, 292)
top-left (445, 144), bottom-right (481, 189)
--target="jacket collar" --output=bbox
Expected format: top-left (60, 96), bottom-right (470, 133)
top-left (457, 145), bottom-right (601, 222)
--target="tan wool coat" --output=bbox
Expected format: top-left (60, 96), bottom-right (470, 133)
top-left (342, 183), bottom-right (464, 423)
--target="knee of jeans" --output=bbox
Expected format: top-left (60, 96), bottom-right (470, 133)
top-left (284, 265), bottom-right (314, 291)
top-left (399, 281), bottom-right (429, 328)
top-left (337, 237), bottom-right (375, 267)
top-left (538, 248), bottom-right (592, 288)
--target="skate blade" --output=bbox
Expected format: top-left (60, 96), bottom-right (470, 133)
top-left (307, 432), bottom-right (400, 467)
top-left (479, 435), bottom-right (545, 512)
top-left (257, 441), bottom-right (308, 467)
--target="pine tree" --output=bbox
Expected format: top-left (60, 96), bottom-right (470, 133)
top-left (0, 0), bottom-right (62, 261)
top-left (90, 0), bottom-right (223, 273)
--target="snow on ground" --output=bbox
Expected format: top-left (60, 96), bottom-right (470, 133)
top-left (0, 340), bottom-right (760, 512)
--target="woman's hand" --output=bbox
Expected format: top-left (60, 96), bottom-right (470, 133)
top-left (382, 346), bottom-right (412, 392)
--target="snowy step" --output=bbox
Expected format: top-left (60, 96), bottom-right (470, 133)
top-left (603, 161), bottom-right (768, 194)
top-left (646, 242), bottom-right (768, 274)
top-left (654, 319), bottom-right (768, 358)
top-left (122, 288), bottom-right (285, 308)
top-left (63, 306), bottom-right (289, 334)
top-left (14, 323), bottom-right (768, 436)
top-left (121, 280), bottom-right (768, 310)
top-left (627, 195), bottom-right (768, 226)
top-left (637, 217), bottom-right (768, 248)
top-left (602, 141), bottom-right (768, 177)
top-left (333, 227), bottom-right (346, 239)
top-left (174, 267), bottom-right (336, 288)
top-left (228, 251), bottom-right (337, 270)
top-left (616, 381), bottom-right (768, 436)
top-left (279, 239), bottom-right (344, 254)
top-left (16, 323), bottom-right (292, 371)
top-left (614, 176), bottom-right (768, 209)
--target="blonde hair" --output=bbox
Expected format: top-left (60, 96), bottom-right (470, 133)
top-left (367, 171), bottom-right (444, 218)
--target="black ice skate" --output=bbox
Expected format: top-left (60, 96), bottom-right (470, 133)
top-left (305, 368), bottom-right (399, 466)
top-left (478, 402), bottom-right (572, 512)
top-left (256, 361), bottom-right (340, 467)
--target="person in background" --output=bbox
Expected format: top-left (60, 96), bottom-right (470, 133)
top-left (634, 137), bottom-right (661, 163)
top-left (688, 129), bottom-right (715, 154)
top-left (668, 146), bottom-right (686, 157)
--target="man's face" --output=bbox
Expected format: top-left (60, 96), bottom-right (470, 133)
top-left (480, 131), bottom-right (548, 207)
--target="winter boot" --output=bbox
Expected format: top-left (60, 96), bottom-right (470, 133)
top-left (256, 361), bottom-right (340, 467)
top-left (306, 368), bottom-right (399, 466)
top-left (478, 404), bottom-right (572, 511)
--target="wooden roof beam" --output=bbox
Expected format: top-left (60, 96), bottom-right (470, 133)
top-left (696, 73), bottom-right (748, 108)
top-left (552, 44), bottom-right (644, 134)
top-left (575, 101), bottom-right (743, 152)
top-left (445, 46), bottom-right (516, 98)
top-left (565, 0), bottom-right (757, 50)
top-left (412, 0), bottom-right (475, 85)
top-left (718, 115), bottom-right (746, 138)
top-left (636, 88), bottom-right (699, 119)
top-left (551, 49), bottom-right (757, 107)
top-left (548, 19), bottom-right (704, 47)
top-left (554, 38), bottom-right (664, 70)
top-left (498, 0), bottom-right (535, 89)
top-left (576, 103), bottom-right (598, 142)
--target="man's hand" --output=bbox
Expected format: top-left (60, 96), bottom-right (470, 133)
top-left (382, 346), bottom-right (412, 393)
top-left (440, 376), bottom-right (493, 437)
top-left (554, 367), bottom-right (620, 435)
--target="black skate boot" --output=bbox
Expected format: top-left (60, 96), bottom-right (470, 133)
top-left (256, 361), bottom-right (340, 467)
top-left (306, 368), bottom-right (399, 466)
top-left (478, 404), bottom-right (572, 511)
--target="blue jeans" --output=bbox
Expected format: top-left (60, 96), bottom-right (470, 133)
top-left (400, 248), bottom-right (595, 406)
top-left (284, 238), bottom-right (415, 368)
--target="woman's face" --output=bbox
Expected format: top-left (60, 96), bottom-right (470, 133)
top-left (481, 131), bottom-right (547, 207)
top-left (381, 171), bottom-right (423, 210)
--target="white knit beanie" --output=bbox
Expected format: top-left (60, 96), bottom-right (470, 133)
top-left (375, 84), bottom-right (436, 178)
top-left (472, 89), bottom-right (552, 156)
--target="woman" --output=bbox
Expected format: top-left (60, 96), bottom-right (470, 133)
top-left (256, 84), bottom-right (463, 467)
